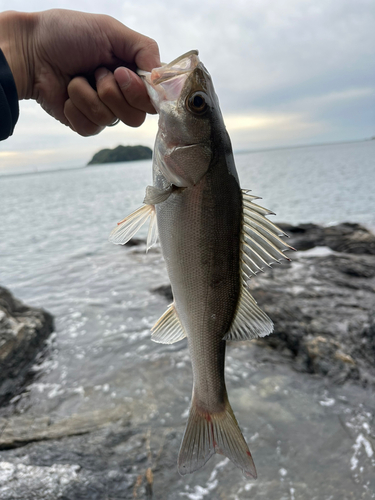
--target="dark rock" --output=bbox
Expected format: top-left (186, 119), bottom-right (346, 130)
top-left (152, 285), bottom-right (173, 302)
top-left (251, 249), bottom-right (375, 385)
top-left (125, 238), bottom-right (146, 247)
top-left (279, 222), bottom-right (375, 254)
top-left (87, 145), bottom-right (152, 165)
top-left (0, 287), bottom-right (54, 406)
top-left (0, 405), bottom-right (131, 449)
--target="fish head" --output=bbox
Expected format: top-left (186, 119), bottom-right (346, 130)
top-left (139, 51), bottom-right (225, 187)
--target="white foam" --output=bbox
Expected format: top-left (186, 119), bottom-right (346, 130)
top-left (350, 434), bottom-right (374, 470)
top-left (179, 458), bottom-right (229, 499)
top-left (319, 398), bottom-right (335, 407)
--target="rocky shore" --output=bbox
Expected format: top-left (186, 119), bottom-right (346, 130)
top-left (1, 222), bottom-right (374, 499)
top-left (0, 288), bottom-right (54, 406)
top-left (154, 222), bottom-right (375, 387)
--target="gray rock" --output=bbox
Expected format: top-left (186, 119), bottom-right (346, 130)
top-left (0, 287), bottom-right (54, 405)
top-left (279, 222), bottom-right (375, 254)
top-left (0, 405), bottom-right (130, 449)
top-left (251, 227), bottom-right (375, 385)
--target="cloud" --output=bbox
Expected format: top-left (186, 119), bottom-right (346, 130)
top-left (0, 0), bottom-right (373, 170)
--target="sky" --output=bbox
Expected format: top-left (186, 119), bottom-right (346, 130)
top-left (0, 0), bottom-right (374, 172)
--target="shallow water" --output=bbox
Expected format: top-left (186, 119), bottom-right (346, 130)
top-left (0, 141), bottom-right (375, 498)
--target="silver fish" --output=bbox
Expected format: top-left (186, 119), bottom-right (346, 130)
top-left (110, 50), bottom-right (292, 478)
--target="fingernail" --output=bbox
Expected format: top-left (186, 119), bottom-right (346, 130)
top-left (95, 68), bottom-right (109, 82)
top-left (114, 67), bottom-right (131, 90)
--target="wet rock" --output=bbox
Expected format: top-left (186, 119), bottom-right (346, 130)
top-left (0, 287), bottom-right (54, 405)
top-left (250, 224), bottom-right (375, 385)
top-left (0, 405), bottom-right (130, 449)
top-left (0, 416), bottom-right (148, 500)
top-left (0, 462), bottom-right (83, 500)
top-left (152, 285), bottom-right (173, 302)
top-left (125, 237), bottom-right (145, 247)
top-left (279, 222), bottom-right (375, 254)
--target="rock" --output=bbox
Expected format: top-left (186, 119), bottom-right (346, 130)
top-left (0, 462), bottom-right (83, 500)
top-left (279, 222), bottom-right (375, 254)
top-left (125, 237), bottom-right (146, 247)
top-left (250, 224), bottom-right (375, 385)
top-left (0, 405), bottom-right (130, 449)
top-left (152, 285), bottom-right (173, 302)
top-left (0, 287), bottom-right (54, 405)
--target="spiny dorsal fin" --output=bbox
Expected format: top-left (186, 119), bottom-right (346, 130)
top-left (223, 286), bottom-right (273, 341)
top-left (109, 204), bottom-right (158, 251)
top-left (224, 190), bottom-right (294, 341)
top-left (151, 303), bottom-right (186, 344)
top-left (241, 190), bottom-right (295, 281)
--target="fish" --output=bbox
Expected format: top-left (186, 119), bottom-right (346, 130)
top-left (109, 50), bottom-right (293, 478)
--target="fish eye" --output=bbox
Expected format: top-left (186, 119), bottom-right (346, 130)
top-left (187, 92), bottom-right (208, 115)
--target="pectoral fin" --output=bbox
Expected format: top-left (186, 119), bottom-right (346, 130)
top-left (143, 185), bottom-right (174, 205)
top-left (151, 303), bottom-right (186, 344)
top-left (109, 204), bottom-right (158, 251)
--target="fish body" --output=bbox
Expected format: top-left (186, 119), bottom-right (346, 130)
top-left (110, 51), bottom-right (292, 477)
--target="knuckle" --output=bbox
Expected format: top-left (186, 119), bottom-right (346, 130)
top-left (67, 77), bottom-right (84, 99)
top-left (97, 80), bottom-right (117, 103)
top-left (143, 37), bottom-right (159, 55)
top-left (90, 102), bottom-right (112, 126)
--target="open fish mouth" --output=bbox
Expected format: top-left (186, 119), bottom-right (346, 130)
top-left (137, 50), bottom-right (201, 107)
top-left (138, 50), bottom-right (199, 84)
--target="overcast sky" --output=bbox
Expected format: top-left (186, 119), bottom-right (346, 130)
top-left (0, 0), bottom-right (374, 172)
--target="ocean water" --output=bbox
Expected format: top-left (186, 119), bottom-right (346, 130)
top-left (0, 140), bottom-right (375, 497)
top-left (0, 138), bottom-right (373, 408)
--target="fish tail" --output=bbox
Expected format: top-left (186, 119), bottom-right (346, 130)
top-left (178, 393), bottom-right (257, 478)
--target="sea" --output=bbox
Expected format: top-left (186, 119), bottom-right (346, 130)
top-left (0, 138), bottom-right (374, 393)
top-left (0, 140), bottom-right (374, 497)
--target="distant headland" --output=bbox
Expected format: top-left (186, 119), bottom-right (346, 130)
top-left (87, 145), bottom-right (152, 165)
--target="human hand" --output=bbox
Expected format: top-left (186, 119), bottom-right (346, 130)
top-left (0, 9), bottom-right (160, 135)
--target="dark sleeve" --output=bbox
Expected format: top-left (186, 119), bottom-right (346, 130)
top-left (0, 48), bottom-right (19, 141)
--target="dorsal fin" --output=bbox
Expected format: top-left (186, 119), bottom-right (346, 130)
top-left (240, 190), bottom-right (295, 281)
top-left (224, 190), bottom-right (294, 341)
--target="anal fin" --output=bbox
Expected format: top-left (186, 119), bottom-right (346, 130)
top-left (151, 303), bottom-right (186, 344)
top-left (223, 286), bottom-right (273, 341)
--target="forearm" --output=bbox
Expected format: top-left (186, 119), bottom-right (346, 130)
top-left (0, 10), bottom-right (37, 100)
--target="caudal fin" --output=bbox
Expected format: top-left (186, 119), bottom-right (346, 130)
top-left (178, 394), bottom-right (257, 478)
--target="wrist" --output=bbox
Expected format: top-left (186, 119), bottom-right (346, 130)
top-left (0, 11), bottom-right (37, 100)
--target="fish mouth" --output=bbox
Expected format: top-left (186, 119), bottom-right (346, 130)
top-left (138, 50), bottom-right (200, 107)
top-left (138, 50), bottom-right (199, 84)
top-left (151, 50), bottom-right (200, 85)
